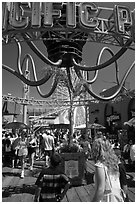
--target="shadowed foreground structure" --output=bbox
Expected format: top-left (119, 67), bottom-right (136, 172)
top-left (2, 160), bottom-right (135, 202)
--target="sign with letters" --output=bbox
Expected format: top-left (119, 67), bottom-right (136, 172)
top-left (107, 114), bottom-right (121, 123)
top-left (2, 2), bottom-right (134, 36)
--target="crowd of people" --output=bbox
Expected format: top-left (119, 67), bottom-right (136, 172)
top-left (2, 128), bottom-right (92, 176)
top-left (2, 127), bottom-right (135, 202)
top-left (2, 130), bottom-right (38, 178)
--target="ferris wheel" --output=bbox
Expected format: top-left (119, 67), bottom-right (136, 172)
top-left (2, 68), bottom-right (95, 123)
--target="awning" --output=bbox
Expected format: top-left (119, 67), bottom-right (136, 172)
top-left (4, 122), bottom-right (29, 130)
top-left (88, 123), bottom-right (106, 129)
top-left (54, 110), bottom-right (69, 124)
top-left (74, 123), bottom-right (106, 129)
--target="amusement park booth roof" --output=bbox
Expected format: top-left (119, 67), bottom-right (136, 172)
top-left (34, 124), bottom-right (70, 132)
top-left (74, 123), bottom-right (106, 130)
top-left (49, 124), bottom-right (70, 129)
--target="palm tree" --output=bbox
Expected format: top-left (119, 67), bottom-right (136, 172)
top-left (56, 68), bottom-right (85, 143)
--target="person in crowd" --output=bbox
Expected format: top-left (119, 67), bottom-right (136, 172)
top-left (2, 133), bottom-right (6, 166)
top-left (38, 132), bottom-right (44, 159)
top-left (10, 132), bottom-right (19, 168)
top-left (34, 132), bottom-right (40, 160)
top-left (79, 133), bottom-right (91, 159)
top-left (106, 132), bottom-right (110, 140)
top-left (34, 152), bottom-right (70, 202)
top-left (72, 132), bottom-right (79, 144)
top-left (95, 131), bottom-right (103, 139)
top-left (114, 148), bottom-right (129, 201)
top-left (130, 139), bottom-right (135, 173)
top-left (122, 140), bottom-right (133, 164)
top-left (17, 131), bottom-right (28, 178)
top-left (56, 138), bottom-right (67, 153)
top-left (91, 137), bottom-right (124, 202)
top-left (42, 130), bottom-right (55, 167)
top-left (3, 133), bottom-right (12, 166)
top-left (28, 132), bottom-right (38, 171)
top-left (79, 132), bottom-right (91, 174)
top-left (63, 132), bottom-right (68, 143)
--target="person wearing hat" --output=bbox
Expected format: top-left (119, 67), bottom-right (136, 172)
top-left (34, 153), bottom-right (70, 202)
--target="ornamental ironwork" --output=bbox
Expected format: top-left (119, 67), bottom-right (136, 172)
top-left (2, 2), bottom-right (135, 103)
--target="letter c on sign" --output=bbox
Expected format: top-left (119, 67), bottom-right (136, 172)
top-left (79, 2), bottom-right (98, 29)
top-left (9, 2), bottom-right (29, 29)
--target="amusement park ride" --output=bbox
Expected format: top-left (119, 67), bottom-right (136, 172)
top-left (2, 2), bottom-right (135, 128)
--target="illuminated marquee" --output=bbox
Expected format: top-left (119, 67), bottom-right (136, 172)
top-left (2, 2), bottom-right (134, 38)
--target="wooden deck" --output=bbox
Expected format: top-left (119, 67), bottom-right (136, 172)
top-left (2, 160), bottom-right (135, 202)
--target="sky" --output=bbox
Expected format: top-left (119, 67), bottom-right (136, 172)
top-left (2, 2), bottom-right (135, 117)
